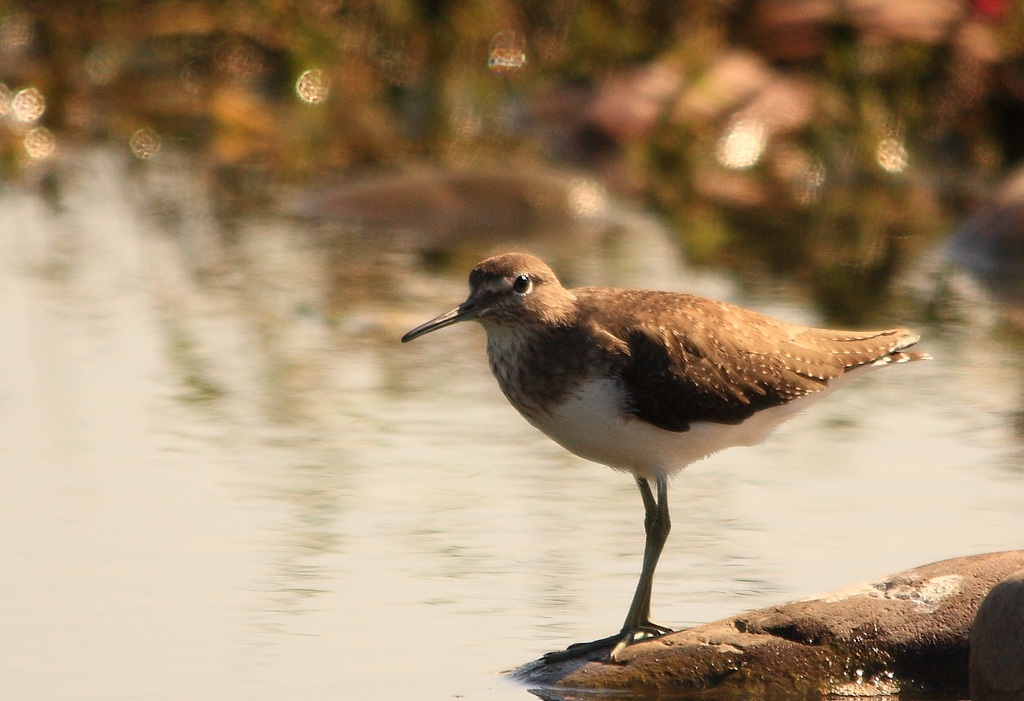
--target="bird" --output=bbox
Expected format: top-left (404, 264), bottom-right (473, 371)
top-left (401, 252), bottom-right (927, 661)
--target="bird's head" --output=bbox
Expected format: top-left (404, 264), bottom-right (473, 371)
top-left (401, 252), bottom-right (575, 342)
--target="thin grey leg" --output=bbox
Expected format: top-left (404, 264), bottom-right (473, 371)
top-left (543, 475), bottom-right (674, 663)
top-left (610, 475), bottom-right (672, 659)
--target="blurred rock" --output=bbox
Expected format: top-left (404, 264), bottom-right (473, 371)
top-left (743, 0), bottom-right (989, 61)
top-left (290, 165), bottom-right (608, 254)
top-left (514, 551), bottom-right (1024, 699)
top-left (848, 0), bottom-right (965, 43)
top-left (671, 51), bottom-right (771, 125)
top-left (948, 165), bottom-right (1024, 313)
top-left (735, 75), bottom-right (815, 135)
top-left (588, 62), bottom-right (684, 143)
top-left (528, 63), bottom-right (686, 191)
top-left (971, 570), bottom-right (1024, 701)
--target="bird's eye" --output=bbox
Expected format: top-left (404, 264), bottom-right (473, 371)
top-left (511, 274), bottom-right (532, 295)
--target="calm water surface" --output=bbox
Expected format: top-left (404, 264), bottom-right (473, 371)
top-left (2, 149), bottom-right (1023, 700)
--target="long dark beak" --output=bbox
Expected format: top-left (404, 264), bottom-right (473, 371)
top-left (401, 302), bottom-right (476, 343)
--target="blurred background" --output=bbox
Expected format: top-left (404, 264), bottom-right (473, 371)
top-left (1, 1), bottom-right (1023, 699)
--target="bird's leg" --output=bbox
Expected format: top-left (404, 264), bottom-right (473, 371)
top-left (543, 475), bottom-right (673, 664)
top-left (608, 475), bottom-right (673, 659)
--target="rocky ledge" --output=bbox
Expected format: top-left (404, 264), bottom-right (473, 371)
top-left (512, 550), bottom-right (1024, 699)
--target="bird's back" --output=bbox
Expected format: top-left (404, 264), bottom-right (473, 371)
top-left (570, 287), bottom-right (924, 432)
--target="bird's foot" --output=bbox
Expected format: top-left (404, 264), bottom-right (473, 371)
top-left (633, 621), bottom-right (673, 637)
top-left (541, 633), bottom-right (621, 664)
top-left (607, 621), bottom-right (674, 660)
top-left (541, 622), bottom-right (674, 664)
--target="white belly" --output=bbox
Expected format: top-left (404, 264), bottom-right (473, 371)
top-left (523, 374), bottom-right (863, 480)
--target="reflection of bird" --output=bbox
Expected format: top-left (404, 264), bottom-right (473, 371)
top-left (403, 252), bottom-right (927, 661)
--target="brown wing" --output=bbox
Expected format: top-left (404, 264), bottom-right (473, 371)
top-left (592, 291), bottom-right (920, 432)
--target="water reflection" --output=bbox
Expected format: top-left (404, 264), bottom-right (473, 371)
top-left (23, 124), bottom-right (55, 159)
top-left (295, 69), bottom-right (330, 105)
top-left (2, 145), bottom-right (1023, 700)
top-left (1, 1), bottom-right (1019, 323)
top-left (2, 2), bottom-right (1024, 698)
top-left (129, 128), bottom-right (161, 159)
top-left (488, 31), bottom-right (528, 74)
top-left (11, 85), bottom-right (44, 122)
top-left (716, 116), bottom-right (768, 170)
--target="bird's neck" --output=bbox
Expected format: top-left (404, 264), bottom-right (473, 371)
top-left (484, 323), bottom-right (546, 393)
top-left (482, 313), bottom-right (596, 422)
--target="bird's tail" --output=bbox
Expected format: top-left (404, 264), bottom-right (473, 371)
top-left (875, 331), bottom-right (930, 365)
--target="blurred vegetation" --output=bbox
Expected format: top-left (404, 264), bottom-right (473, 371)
top-left (2, 0), bottom-right (1023, 322)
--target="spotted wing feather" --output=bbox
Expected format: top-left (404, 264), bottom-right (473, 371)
top-left (584, 290), bottom-right (922, 432)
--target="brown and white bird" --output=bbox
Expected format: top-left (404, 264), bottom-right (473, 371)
top-left (402, 252), bottom-right (927, 661)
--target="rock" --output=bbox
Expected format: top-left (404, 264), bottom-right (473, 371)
top-left (971, 570), bottom-right (1024, 701)
top-left (947, 164), bottom-right (1024, 324)
top-left (512, 550), bottom-right (1024, 699)
top-left (743, 0), bottom-right (984, 61)
top-left (671, 50), bottom-right (772, 125)
top-left (587, 62), bottom-right (685, 143)
top-left (289, 165), bottom-right (608, 251)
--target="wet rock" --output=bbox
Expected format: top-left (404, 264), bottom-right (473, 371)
top-left (512, 550), bottom-right (1024, 699)
top-left (971, 570), bottom-right (1024, 701)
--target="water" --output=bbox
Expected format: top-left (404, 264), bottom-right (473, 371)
top-left (1, 148), bottom-right (1023, 700)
